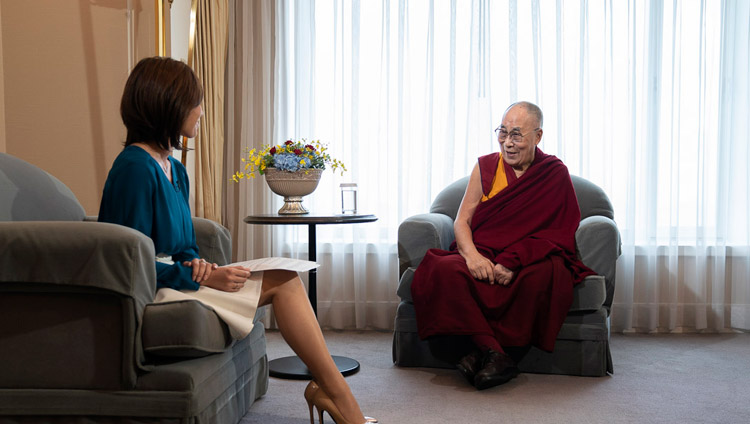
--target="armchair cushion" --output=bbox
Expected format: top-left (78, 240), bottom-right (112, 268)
top-left (142, 300), bottom-right (233, 359)
top-left (142, 299), bottom-right (267, 360)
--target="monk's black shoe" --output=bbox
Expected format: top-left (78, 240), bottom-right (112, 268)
top-left (456, 349), bottom-right (483, 384)
top-left (473, 349), bottom-right (519, 390)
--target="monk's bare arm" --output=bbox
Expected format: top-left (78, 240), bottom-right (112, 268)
top-left (455, 164), bottom-right (496, 283)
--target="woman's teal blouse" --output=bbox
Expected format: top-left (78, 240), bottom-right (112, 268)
top-left (99, 145), bottom-right (200, 291)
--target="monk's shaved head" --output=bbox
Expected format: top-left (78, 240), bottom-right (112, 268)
top-left (504, 101), bottom-right (543, 129)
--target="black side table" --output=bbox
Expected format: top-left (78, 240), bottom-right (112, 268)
top-left (244, 213), bottom-right (377, 380)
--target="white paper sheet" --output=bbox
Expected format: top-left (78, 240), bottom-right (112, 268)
top-left (227, 256), bottom-right (320, 272)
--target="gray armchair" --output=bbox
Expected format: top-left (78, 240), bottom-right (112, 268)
top-left (0, 153), bottom-right (268, 423)
top-left (393, 175), bottom-right (621, 376)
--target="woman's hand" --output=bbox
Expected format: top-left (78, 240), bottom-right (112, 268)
top-left (183, 258), bottom-right (219, 283)
top-left (201, 266), bottom-right (252, 292)
top-left (465, 253), bottom-right (497, 284)
top-left (493, 263), bottom-right (514, 286)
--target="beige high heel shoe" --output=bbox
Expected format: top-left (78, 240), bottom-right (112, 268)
top-left (304, 380), bottom-right (378, 424)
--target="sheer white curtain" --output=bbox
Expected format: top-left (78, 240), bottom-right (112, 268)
top-left (246, 0), bottom-right (749, 332)
top-left (612, 0), bottom-right (750, 332)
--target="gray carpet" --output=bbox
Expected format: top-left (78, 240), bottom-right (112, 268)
top-left (241, 330), bottom-right (750, 424)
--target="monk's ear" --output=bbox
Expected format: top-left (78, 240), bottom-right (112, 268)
top-left (534, 128), bottom-right (543, 145)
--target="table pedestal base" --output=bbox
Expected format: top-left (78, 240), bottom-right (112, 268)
top-left (268, 355), bottom-right (360, 380)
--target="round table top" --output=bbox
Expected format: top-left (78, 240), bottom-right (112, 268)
top-left (244, 213), bottom-right (377, 225)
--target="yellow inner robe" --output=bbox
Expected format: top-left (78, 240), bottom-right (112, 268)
top-left (481, 154), bottom-right (508, 202)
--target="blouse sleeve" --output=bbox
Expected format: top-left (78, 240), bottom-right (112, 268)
top-left (156, 262), bottom-right (199, 291)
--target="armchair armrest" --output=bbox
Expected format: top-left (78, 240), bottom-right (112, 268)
top-left (0, 221), bottom-right (157, 311)
top-left (0, 221), bottom-right (158, 388)
top-left (193, 217), bottom-right (232, 265)
top-left (576, 215), bottom-right (621, 311)
top-left (82, 216), bottom-right (232, 266)
top-left (397, 212), bottom-right (455, 276)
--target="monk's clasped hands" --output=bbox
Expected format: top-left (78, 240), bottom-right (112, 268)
top-left (465, 254), bottom-right (514, 286)
top-left (465, 254), bottom-right (495, 282)
top-left (492, 263), bottom-right (514, 286)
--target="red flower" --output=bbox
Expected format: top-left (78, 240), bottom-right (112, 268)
top-left (285, 140), bottom-right (294, 145)
top-left (293, 148), bottom-right (303, 155)
top-left (270, 146), bottom-right (277, 154)
top-left (305, 144), bottom-right (315, 151)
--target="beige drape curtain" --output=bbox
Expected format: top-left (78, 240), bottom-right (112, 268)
top-left (224, 0), bottom-right (276, 262)
top-left (192, 0), bottom-right (228, 223)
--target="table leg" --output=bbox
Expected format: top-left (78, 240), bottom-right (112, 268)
top-left (267, 223), bottom-right (360, 380)
top-left (308, 223), bottom-right (317, 315)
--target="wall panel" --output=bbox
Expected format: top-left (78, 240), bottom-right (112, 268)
top-left (0, 0), bottom-right (156, 214)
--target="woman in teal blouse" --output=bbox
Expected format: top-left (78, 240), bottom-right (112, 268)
top-left (99, 57), bottom-right (374, 424)
top-left (99, 144), bottom-right (202, 290)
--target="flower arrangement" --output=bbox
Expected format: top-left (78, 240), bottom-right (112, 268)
top-left (232, 139), bottom-right (346, 182)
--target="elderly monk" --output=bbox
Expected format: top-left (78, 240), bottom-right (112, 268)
top-left (411, 101), bottom-right (595, 390)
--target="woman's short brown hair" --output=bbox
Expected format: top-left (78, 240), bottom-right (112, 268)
top-left (120, 56), bottom-right (203, 150)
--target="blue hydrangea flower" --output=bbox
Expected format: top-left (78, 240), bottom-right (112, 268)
top-left (273, 153), bottom-right (306, 172)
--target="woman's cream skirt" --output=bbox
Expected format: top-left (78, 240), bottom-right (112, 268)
top-left (154, 271), bottom-right (263, 340)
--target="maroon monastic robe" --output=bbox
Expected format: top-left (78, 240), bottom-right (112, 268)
top-left (411, 148), bottom-right (595, 352)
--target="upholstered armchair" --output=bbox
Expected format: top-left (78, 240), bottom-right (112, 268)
top-left (0, 153), bottom-right (268, 423)
top-left (393, 175), bottom-right (621, 376)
